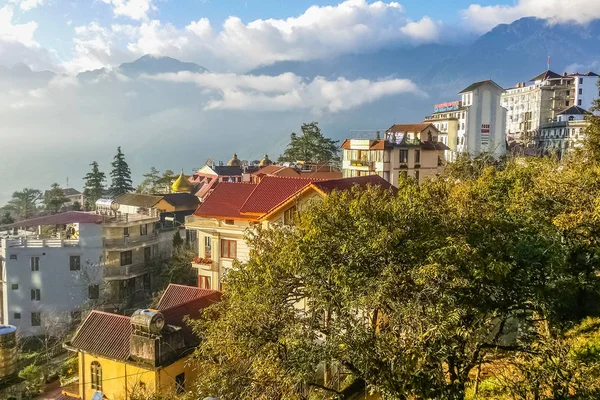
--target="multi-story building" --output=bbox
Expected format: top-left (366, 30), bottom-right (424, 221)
top-left (536, 106), bottom-right (592, 157)
top-left (62, 284), bottom-right (221, 400)
top-left (341, 123), bottom-right (448, 185)
top-left (185, 175), bottom-right (392, 290)
top-left (458, 80), bottom-right (507, 158)
top-left (424, 101), bottom-right (465, 162)
top-left (502, 70), bottom-right (599, 146)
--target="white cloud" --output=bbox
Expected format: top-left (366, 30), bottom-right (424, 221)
top-left (9, 0), bottom-right (44, 12)
top-left (400, 17), bottom-right (441, 43)
top-left (463, 0), bottom-right (600, 34)
top-left (102, 0), bottom-right (156, 21)
top-left (146, 71), bottom-right (423, 112)
top-left (0, 6), bottom-right (38, 47)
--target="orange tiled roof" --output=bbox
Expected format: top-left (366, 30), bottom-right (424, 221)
top-left (300, 171), bottom-right (343, 179)
top-left (340, 139), bottom-right (388, 150)
top-left (251, 165), bottom-right (299, 177)
top-left (194, 182), bottom-right (258, 219)
top-left (312, 175), bottom-right (395, 194)
top-left (69, 311), bottom-right (131, 361)
top-left (239, 176), bottom-right (319, 215)
top-left (157, 284), bottom-right (219, 309)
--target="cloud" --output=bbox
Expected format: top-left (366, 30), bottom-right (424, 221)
top-left (146, 71), bottom-right (423, 112)
top-left (463, 0), bottom-right (600, 33)
top-left (10, 0), bottom-right (44, 11)
top-left (102, 0), bottom-right (156, 21)
top-left (0, 6), bottom-right (38, 47)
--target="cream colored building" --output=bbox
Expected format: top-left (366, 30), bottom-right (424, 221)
top-left (341, 123), bottom-right (448, 186)
top-left (536, 105), bottom-right (592, 157)
top-left (424, 101), bottom-right (465, 162)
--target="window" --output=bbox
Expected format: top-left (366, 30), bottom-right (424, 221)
top-left (140, 224), bottom-right (148, 236)
top-left (399, 149), bottom-right (408, 163)
top-left (569, 116), bottom-right (575, 121)
top-left (13, 313), bottom-right (20, 320)
top-left (31, 312), bottom-right (41, 327)
top-left (91, 361), bottom-right (102, 391)
top-left (120, 250), bottom-right (133, 266)
top-left (578, 99), bottom-right (582, 106)
top-left (31, 289), bottom-right (40, 301)
top-left (11, 284), bottom-right (18, 290)
top-left (580, 78), bottom-right (584, 84)
top-left (69, 255), bottom-right (81, 271)
top-left (414, 150), bottom-right (421, 164)
top-left (220, 239), bottom-right (237, 259)
top-left (88, 285), bottom-right (100, 300)
top-left (204, 236), bottom-right (212, 258)
top-left (198, 276), bottom-right (211, 289)
top-left (284, 205), bottom-right (298, 225)
top-left (9, 254), bottom-right (17, 260)
top-left (30, 257), bottom-right (40, 271)
top-left (123, 227), bottom-right (129, 237)
top-left (175, 372), bottom-right (185, 394)
top-left (415, 171), bottom-right (420, 182)
top-left (144, 246), bottom-right (152, 262)
top-left (224, 219), bottom-right (234, 225)
top-left (579, 88), bottom-right (583, 95)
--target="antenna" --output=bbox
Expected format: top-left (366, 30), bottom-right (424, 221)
top-left (548, 55), bottom-right (551, 70)
top-left (66, 177), bottom-right (69, 188)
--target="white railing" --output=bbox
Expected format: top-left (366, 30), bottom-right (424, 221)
top-left (1, 238), bottom-right (80, 248)
top-left (103, 261), bottom-right (149, 278)
top-left (103, 231), bottom-right (159, 248)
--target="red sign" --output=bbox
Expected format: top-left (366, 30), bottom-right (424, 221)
top-left (481, 124), bottom-right (490, 134)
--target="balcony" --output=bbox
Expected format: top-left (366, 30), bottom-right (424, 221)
top-left (1, 238), bottom-right (79, 248)
top-left (103, 261), bottom-right (149, 280)
top-left (103, 231), bottom-right (159, 250)
top-left (192, 257), bottom-right (218, 272)
top-left (349, 160), bottom-right (374, 168)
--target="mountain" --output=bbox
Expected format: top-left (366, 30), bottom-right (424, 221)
top-left (251, 17), bottom-right (600, 99)
top-left (77, 55), bottom-right (208, 82)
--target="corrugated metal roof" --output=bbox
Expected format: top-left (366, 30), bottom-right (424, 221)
top-left (69, 311), bottom-right (131, 361)
top-left (156, 284), bottom-right (219, 309)
top-left (115, 193), bottom-right (162, 208)
top-left (1, 212), bottom-right (103, 229)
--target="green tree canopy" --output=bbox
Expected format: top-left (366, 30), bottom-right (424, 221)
top-left (278, 122), bottom-right (339, 165)
top-left (136, 167), bottom-right (176, 194)
top-left (5, 188), bottom-right (42, 220)
top-left (44, 183), bottom-right (69, 213)
top-left (83, 161), bottom-right (106, 207)
top-left (0, 211), bottom-right (14, 225)
top-left (109, 146), bottom-right (134, 196)
top-left (191, 157), bottom-right (600, 400)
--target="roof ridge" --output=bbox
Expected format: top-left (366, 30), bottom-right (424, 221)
top-left (161, 291), bottom-right (221, 312)
top-left (88, 309), bottom-right (131, 319)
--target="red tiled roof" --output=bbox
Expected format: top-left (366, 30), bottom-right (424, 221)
top-left (156, 284), bottom-right (219, 309)
top-left (2, 212), bottom-right (103, 229)
top-left (68, 310), bottom-right (131, 361)
top-left (251, 165), bottom-right (299, 177)
top-left (340, 139), bottom-right (389, 150)
top-left (56, 393), bottom-right (81, 400)
top-left (300, 171), bottom-right (343, 180)
top-left (194, 182), bottom-right (258, 219)
top-left (312, 175), bottom-right (395, 194)
top-left (239, 176), bottom-right (319, 215)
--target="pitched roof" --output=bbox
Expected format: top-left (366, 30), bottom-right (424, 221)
top-left (557, 105), bottom-right (592, 116)
top-left (1, 211), bottom-right (103, 229)
top-left (69, 310), bottom-right (131, 361)
top-left (387, 123), bottom-right (432, 133)
top-left (239, 176), bottom-right (318, 215)
top-left (63, 188), bottom-right (81, 196)
top-left (115, 193), bottom-right (162, 208)
top-left (56, 394), bottom-right (81, 400)
top-left (212, 166), bottom-right (243, 176)
top-left (194, 182), bottom-right (258, 219)
top-left (251, 165), bottom-right (300, 177)
top-left (311, 175), bottom-right (395, 194)
top-left (340, 139), bottom-right (389, 150)
top-left (459, 80), bottom-right (505, 94)
top-left (300, 171), bottom-right (343, 180)
top-left (160, 193), bottom-right (200, 209)
top-left (529, 70), bottom-right (562, 82)
top-left (157, 284), bottom-right (219, 309)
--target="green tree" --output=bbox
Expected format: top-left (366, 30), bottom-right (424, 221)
top-left (44, 183), bottom-right (69, 213)
top-left (19, 363), bottom-right (44, 395)
top-left (278, 122), bottom-right (339, 164)
top-left (159, 170), bottom-right (176, 193)
top-left (137, 166), bottom-right (161, 194)
top-left (109, 146), bottom-right (134, 196)
top-left (0, 211), bottom-right (14, 225)
top-left (172, 229), bottom-right (184, 248)
top-left (83, 161), bottom-right (106, 206)
top-left (149, 246), bottom-right (197, 293)
top-left (6, 188), bottom-right (42, 220)
top-left (72, 201), bottom-right (82, 211)
top-left (190, 158), bottom-right (600, 400)
top-left (582, 78), bottom-right (600, 164)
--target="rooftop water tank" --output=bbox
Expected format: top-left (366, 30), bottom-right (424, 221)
top-left (95, 198), bottom-right (120, 211)
top-left (0, 325), bottom-right (17, 380)
top-left (131, 309), bottom-right (165, 335)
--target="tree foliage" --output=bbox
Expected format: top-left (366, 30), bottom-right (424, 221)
top-left (278, 122), bottom-right (339, 165)
top-left (83, 161), bottom-right (106, 207)
top-left (582, 78), bottom-right (600, 164)
top-left (110, 146), bottom-right (134, 196)
top-left (5, 188), bottom-right (42, 220)
top-left (137, 167), bottom-right (176, 194)
top-left (190, 156), bottom-right (600, 400)
top-left (0, 211), bottom-right (14, 225)
top-left (44, 183), bottom-right (69, 213)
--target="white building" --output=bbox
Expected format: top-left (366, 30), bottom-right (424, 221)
top-left (537, 106), bottom-right (592, 157)
top-left (458, 80), bottom-right (507, 158)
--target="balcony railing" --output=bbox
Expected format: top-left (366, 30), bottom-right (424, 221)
top-left (1, 238), bottom-right (79, 248)
top-left (103, 261), bottom-right (149, 278)
top-left (349, 160), bottom-right (374, 168)
top-left (103, 231), bottom-right (159, 249)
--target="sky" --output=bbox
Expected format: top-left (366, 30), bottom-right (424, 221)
top-left (1, 0), bottom-right (600, 204)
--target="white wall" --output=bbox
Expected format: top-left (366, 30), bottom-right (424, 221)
top-left (1, 224), bottom-right (103, 337)
top-left (465, 84), bottom-right (506, 158)
top-left (574, 76), bottom-right (599, 112)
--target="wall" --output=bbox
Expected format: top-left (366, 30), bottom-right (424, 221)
top-left (575, 76), bottom-right (599, 112)
top-left (157, 354), bottom-right (197, 395)
top-left (466, 84), bottom-right (506, 158)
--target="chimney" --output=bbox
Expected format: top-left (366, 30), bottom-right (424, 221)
top-left (129, 310), bottom-right (186, 367)
top-left (563, 72), bottom-right (568, 77)
top-left (218, 161), bottom-right (224, 166)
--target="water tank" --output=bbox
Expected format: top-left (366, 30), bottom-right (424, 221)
top-left (0, 325), bottom-right (17, 380)
top-left (95, 198), bottom-right (120, 211)
top-left (131, 309), bottom-right (165, 335)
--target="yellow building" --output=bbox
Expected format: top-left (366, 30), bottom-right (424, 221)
top-left (62, 284), bottom-right (221, 400)
top-left (185, 175), bottom-right (394, 290)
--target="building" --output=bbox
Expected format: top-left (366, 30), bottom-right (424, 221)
top-left (502, 70), bottom-right (599, 146)
top-left (458, 80), bottom-right (507, 158)
top-left (185, 175), bottom-right (393, 290)
top-left (536, 106), bottom-right (592, 157)
top-left (62, 284), bottom-right (221, 400)
top-left (424, 101), bottom-right (465, 162)
top-left (341, 123), bottom-right (448, 186)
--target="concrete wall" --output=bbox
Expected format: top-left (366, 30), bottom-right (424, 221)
top-left (465, 84), bottom-right (507, 158)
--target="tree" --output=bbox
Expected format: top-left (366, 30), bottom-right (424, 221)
top-left (19, 364), bottom-right (44, 395)
top-left (83, 161), bottom-right (106, 206)
top-left (159, 170), bottom-right (176, 193)
top-left (172, 229), bottom-right (184, 248)
top-left (278, 122), bottom-right (339, 164)
top-left (44, 183), bottom-right (69, 213)
top-left (190, 158), bottom-right (600, 399)
top-left (5, 188), bottom-right (42, 220)
top-left (582, 78), bottom-right (600, 164)
top-left (149, 246), bottom-right (197, 294)
top-left (72, 201), bottom-right (82, 211)
top-left (0, 211), bottom-right (14, 225)
top-left (137, 166), bottom-right (161, 194)
top-left (109, 146), bottom-right (134, 196)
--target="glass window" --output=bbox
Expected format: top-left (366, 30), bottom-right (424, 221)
top-left (88, 285), bottom-right (100, 300)
top-left (414, 150), bottom-right (421, 164)
top-left (176, 373), bottom-right (185, 394)
top-left (399, 149), bottom-right (408, 163)
top-left (579, 88), bottom-right (583, 95)
top-left (30, 257), bottom-right (40, 271)
top-left (70, 256), bottom-right (81, 271)
top-left (91, 361), bottom-right (102, 391)
top-left (14, 313), bottom-right (20, 319)
top-left (144, 246), bottom-right (152, 262)
top-left (120, 251), bottom-right (133, 266)
top-left (123, 227), bottom-right (129, 237)
top-left (31, 289), bottom-right (41, 301)
top-left (284, 205), bottom-right (298, 225)
top-left (140, 224), bottom-right (148, 236)
top-left (220, 240), bottom-right (237, 259)
top-left (31, 312), bottom-right (41, 326)
top-left (11, 284), bottom-right (18, 290)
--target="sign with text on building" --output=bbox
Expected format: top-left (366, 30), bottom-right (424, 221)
top-left (434, 101), bottom-right (460, 113)
top-left (481, 124), bottom-right (490, 146)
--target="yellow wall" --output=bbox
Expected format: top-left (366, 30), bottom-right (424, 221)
top-left (77, 352), bottom-right (194, 400)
